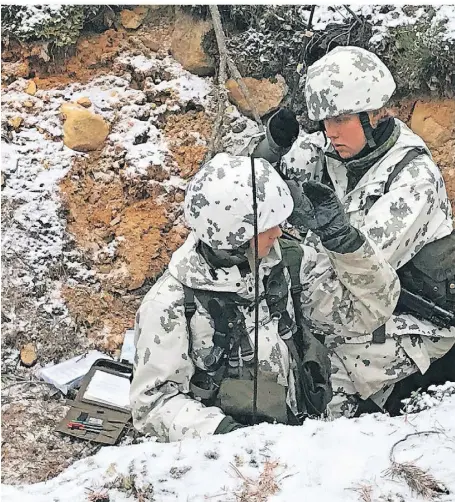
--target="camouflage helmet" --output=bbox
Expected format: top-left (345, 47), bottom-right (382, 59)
top-left (184, 153), bottom-right (293, 250)
top-left (305, 46), bottom-right (396, 121)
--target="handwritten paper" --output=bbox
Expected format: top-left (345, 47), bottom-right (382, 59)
top-left (37, 350), bottom-right (111, 394)
top-left (83, 370), bottom-right (131, 410)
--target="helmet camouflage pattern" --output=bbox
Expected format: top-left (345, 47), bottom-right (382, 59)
top-left (305, 46), bottom-right (396, 121)
top-left (184, 153), bottom-right (294, 250)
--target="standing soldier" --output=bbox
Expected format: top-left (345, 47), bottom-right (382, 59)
top-left (246, 46), bottom-right (455, 416)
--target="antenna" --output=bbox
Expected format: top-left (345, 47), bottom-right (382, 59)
top-left (250, 156), bottom-right (260, 424)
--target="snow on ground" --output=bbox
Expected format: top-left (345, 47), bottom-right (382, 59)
top-left (2, 388), bottom-right (454, 502)
top-left (1, 79), bottom-right (82, 354)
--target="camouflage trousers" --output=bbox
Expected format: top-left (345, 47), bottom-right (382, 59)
top-left (326, 335), bottom-right (419, 418)
top-left (327, 333), bottom-right (455, 418)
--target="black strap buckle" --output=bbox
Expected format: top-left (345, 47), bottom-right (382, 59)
top-left (183, 286), bottom-right (196, 318)
top-left (185, 303), bottom-right (196, 318)
top-left (290, 284), bottom-right (303, 296)
top-left (294, 411), bottom-right (309, 424)
top-left (372, 324), bottom-right (386, 344)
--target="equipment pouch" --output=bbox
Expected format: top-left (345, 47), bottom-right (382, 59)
top-left (217, 373), bottom-right (288, 425)
top-left (298, 335), bottom-right (333, 415)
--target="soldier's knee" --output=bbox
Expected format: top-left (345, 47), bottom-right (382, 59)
top-left (327, 392), bottom-right (359, 418)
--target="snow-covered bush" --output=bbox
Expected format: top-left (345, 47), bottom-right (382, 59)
top-left (1, 5), bottom-right (103, 47)
top-left (401, 382), bottom-right (455, 414)
top-left (199, 5), bottom-right (455, 107)
top-left (381, 21), bottom-right (455, 96)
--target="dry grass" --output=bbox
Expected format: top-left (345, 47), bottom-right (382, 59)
top-left (349, 483), bottom-right (373, 502)
top-left (231, 459), bottom-right (283, 502)
top-left (85, 488), bottom-right (110, 501)
top-left (96, 462), bottom-right (155, 502)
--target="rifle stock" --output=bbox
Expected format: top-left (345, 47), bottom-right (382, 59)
top-left (397, 288), bottom-right (455, 328)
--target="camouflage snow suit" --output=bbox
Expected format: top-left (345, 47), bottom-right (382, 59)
top-left (130, 153), bottom-right (400, 441)
top-left (279, 120), bottom-right (455, 415)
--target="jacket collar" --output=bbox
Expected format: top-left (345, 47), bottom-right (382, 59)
top-left (324, 120), bottom-right (431, 211)
top-left (168, 233), bottom-right (282, 293)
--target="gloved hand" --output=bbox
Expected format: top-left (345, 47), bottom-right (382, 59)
top-left (286, 180), bottom-right (365, 253)
top-left (214, 415), bottom-right (246, 435)
top-left (268, 108), bottom-right (299, 149)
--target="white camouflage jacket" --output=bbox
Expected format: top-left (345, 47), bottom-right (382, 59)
top-left (130, 232), bottom-right (399, 441)
top-left (280, 119), bottom-right (455, 381)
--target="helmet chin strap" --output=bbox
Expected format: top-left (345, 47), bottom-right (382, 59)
top-left (321, 113), bottom-right (377, 150)
top-left (319, 121), bottom-right (329, 147)
top-left (358, 111), bottom-right (376, 148)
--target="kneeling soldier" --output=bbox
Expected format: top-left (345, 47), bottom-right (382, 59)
top-left (130, 153), bottom-right (399, 440)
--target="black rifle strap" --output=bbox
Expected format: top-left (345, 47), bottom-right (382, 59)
top-left (183, 285), bottom-right (196, 330)
top-left (183, 285), bottom-right (196, 353)
top-left (371, 146), bottom-right (427, 343)
top-left (279, 239), bottom-right (305, 336)
top-left (384, 147), bottom-right (426, 193)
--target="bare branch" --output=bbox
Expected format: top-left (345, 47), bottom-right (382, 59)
top-left (205, 5), bottom-right (264, 164)
top-left (389, 430), bottom-right (442, 463)
top-left (205, 5), bottom-right (229, 162)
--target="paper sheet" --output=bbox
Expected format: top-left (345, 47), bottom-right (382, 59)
top-left (83, 370), bottom-right (131, 410)
top-left (120, 329), bottom-right (135, 365)
top-left (37, 350), bottom-right (111, 394)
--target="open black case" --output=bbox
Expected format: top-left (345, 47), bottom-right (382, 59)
top-left (57, 359), bottom-right (133, 445)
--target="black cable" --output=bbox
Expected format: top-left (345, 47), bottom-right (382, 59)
top-left (250, 155), bottom-right (260, 424)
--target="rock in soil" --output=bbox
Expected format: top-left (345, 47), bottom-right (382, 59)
top-left (20, 343), bottom-right (38, 367)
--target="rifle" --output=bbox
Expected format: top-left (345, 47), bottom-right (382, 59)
top-left (396, 288), bottom-right (455, 329)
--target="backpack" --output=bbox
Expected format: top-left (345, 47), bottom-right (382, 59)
top-left (183, 236), bottom-right (332, 421)
top-left (382, 148), bottom-right (455, 314)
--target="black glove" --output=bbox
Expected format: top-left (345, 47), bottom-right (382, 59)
top-left (286, 180), bottom-right (365, 253)
top-left (214, 416), bottom-right (246, 435)
top-left (268, 108), bottom-right (299, 149)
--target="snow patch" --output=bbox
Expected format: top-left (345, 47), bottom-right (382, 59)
top-left (2, 391), bottom-right (454, 501)
top-left (295, 5), bottom-right (455, 44)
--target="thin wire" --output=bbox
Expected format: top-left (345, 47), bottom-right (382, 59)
top-left (250, 156), bottom-right (260, 424)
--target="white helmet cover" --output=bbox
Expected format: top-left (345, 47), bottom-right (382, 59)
top-left (305, 46), bottom-right (396, 121)
top-left (185, 153), bottom-right (294, 250)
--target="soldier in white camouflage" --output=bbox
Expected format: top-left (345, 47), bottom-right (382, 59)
top-left (130, 153), bottom-right (400, 440)
top-left (245, 46), bottom-right (455, 416)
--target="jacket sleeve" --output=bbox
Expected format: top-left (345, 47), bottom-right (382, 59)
top-left (280, 133), bottom-right (326, 185)
top-left (299, 237), bottom-right (400, 334)
top-left (238, 131), bottom-right (288, 164)
top-left (362, 155), bottom-right (452, 269)
top-left (130, 276), bottom-right (225, 442)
